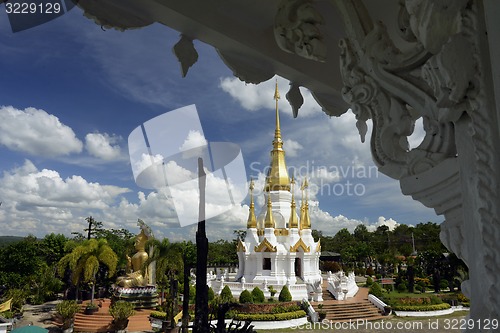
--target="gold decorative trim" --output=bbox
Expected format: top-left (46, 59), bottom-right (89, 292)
top-left (274, 228), bottom-right (289, 236)
top-left (315, 240), bottom-right (321, 253)
top-left (254, 238), bottom-right (277, 252)
top-left (290, 238), bottom-right (310, 253)
top-left (237, 239), bottom-right (246, 252)
top-left (257, 229), bottom-right (265, 236)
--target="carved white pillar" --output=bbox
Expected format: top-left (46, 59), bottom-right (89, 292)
top-left (329, 0), bottom-right (500, 329)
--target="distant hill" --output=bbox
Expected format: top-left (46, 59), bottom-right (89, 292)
top-left (0, 236), bottom-right (24, 247)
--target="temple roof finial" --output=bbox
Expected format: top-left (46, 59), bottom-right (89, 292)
top-left (289, 177), bottom-right (299, 229)
top-left (265, 78), bottom-right (290, 192)
top-left (300, 177), bottom-right (311, 229)
top-left (247, 179), bottom-right (257, 229)
top-left (264, 191), bottom-right (275, 228)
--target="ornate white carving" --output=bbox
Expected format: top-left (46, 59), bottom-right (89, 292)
top-left (336, 0), bottom-right (500, 328)
top-left (172, 35), bottom-right (199, 78)
top-left (274, 0), bottom-right (326, 62)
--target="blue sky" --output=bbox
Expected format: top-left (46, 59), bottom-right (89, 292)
top-left (0, 7), bottom-right (438, 240)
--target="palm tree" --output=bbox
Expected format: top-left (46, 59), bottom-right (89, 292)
top-left (144, 238), bottom-right (183, 324)
top-left (58, 238), bottom-right (118, 304)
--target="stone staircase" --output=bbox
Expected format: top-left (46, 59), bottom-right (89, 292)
top-left (313, 285), bottom-right (386, 322)
top-left (73, 299), bottom-right (153, 332)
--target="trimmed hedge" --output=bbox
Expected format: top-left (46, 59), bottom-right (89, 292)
top-left (392, 303), bottom-right (451, 312)
top-left (150, 311), bottom-right (167, 320)
top-left (251, 287), bottom-right (265, 303)
top-left (220, 285), bottom-right (233, 303)
top-left (231, 310), bottom-right (306, 321)
top-left (278, 286), bottom-right (292, 302)
top-left (239, 290), bottom-right (253, 304)
top-left (208, 287), bottom-right (215, 301)
top-left (369, 282), bottom-right (383, 298)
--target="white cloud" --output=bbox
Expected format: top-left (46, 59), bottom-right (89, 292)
top-left (179, 130), bottom-right (207, 151)
top-left (85, 132), bottom-right (123, 161)
top-left (283, 139), bottom-right (303, 158)
top-left (0, 106), bottom-right (83, 157)
top-left (367, 216), bottom-right (400, 232)
top-left (219, 76), bottom-right (322, 117)
top-left (0, 160), bottom-right (131, 236)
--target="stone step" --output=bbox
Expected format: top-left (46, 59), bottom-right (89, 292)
top-left (73, 300), bottom-right (154, 333)
top-left (323, 307), bottom-right (380, 314)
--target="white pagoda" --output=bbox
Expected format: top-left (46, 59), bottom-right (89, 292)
top-left (235, 82), bottom-right (323, 301)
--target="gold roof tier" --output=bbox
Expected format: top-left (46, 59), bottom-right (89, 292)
top-left (265, 80), bottom-right (290, 192)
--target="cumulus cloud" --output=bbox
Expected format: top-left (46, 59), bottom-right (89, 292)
top-left (283, 139), bottom-right (303, 158)
top-left (219, 76), bottom-right (322, 117)
top-left (85, 132), bottom-right (123, 161)
top-left (179, 130), bottom-right (207, 151)
top-left (367, 216), bottom-right (400, 232)
top-left (0, 160), bottom-right (130, 209)
top-left (0, 106), bottom-right (83, 157)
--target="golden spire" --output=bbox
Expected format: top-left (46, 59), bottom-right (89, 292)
top-left (289, 177), bottom-right (299, 229)
top-left (265, 79), bottom-right (290, 192)
top-left (247, 179), bottom-right (257, 229)
top-left (300, 178), bottom-right (311, 229)
top-left (264, 192), bottom-right (275, 228)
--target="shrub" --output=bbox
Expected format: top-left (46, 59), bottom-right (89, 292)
top-left (365, 276), bottom-right (373, 287)
top-left (55, 300), bottom-right (80, 329)
top-left (440, 280), bottom-right (449, 291)
top-left (397, 282), bottom-right (407, 293)
top-left (321, 261), bottom-right (342, 273)
top-left (430, 296), bottom-right (443, 305)
top-left (109, 301), bottom-right (135, 321)
top-left (239, 290), bottom-right (253, 304)
top-left (366, 267), bottom-right (375, 276)
top-left (208, 287), bottom-right (215, 301)
top-left (251, 287), bottom-right (265, 303)
top-left (271, 304), bottom-right (301, 314)
top-left (268, 286), bottom-right (277, 297)
top-left (457, 293), bottom-right (469, 303)
top-left (150, 311), bottom-right (167, 320)
top-left (220, 285), bottom-right (233, 303)
top-left (318, 310), bottom-right (327, 320)
top-left (462, 302), bottom-right (470, 308)
top-left (278, 286), bottom-right (292, 302)
top-left (4, 288), bottom-right (28, 313)
top-left (369, 283), bottom-right (383, 298)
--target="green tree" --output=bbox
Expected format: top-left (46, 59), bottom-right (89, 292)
top-left (145, 238), bottom-right (183, 323)
top-left (40, 233), bottom-right (68, 266)
top-left (58, 238), bottom-right (118, 303)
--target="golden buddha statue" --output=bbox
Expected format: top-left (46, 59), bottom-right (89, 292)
top-left (116, 223), bottom-right (151, 288)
